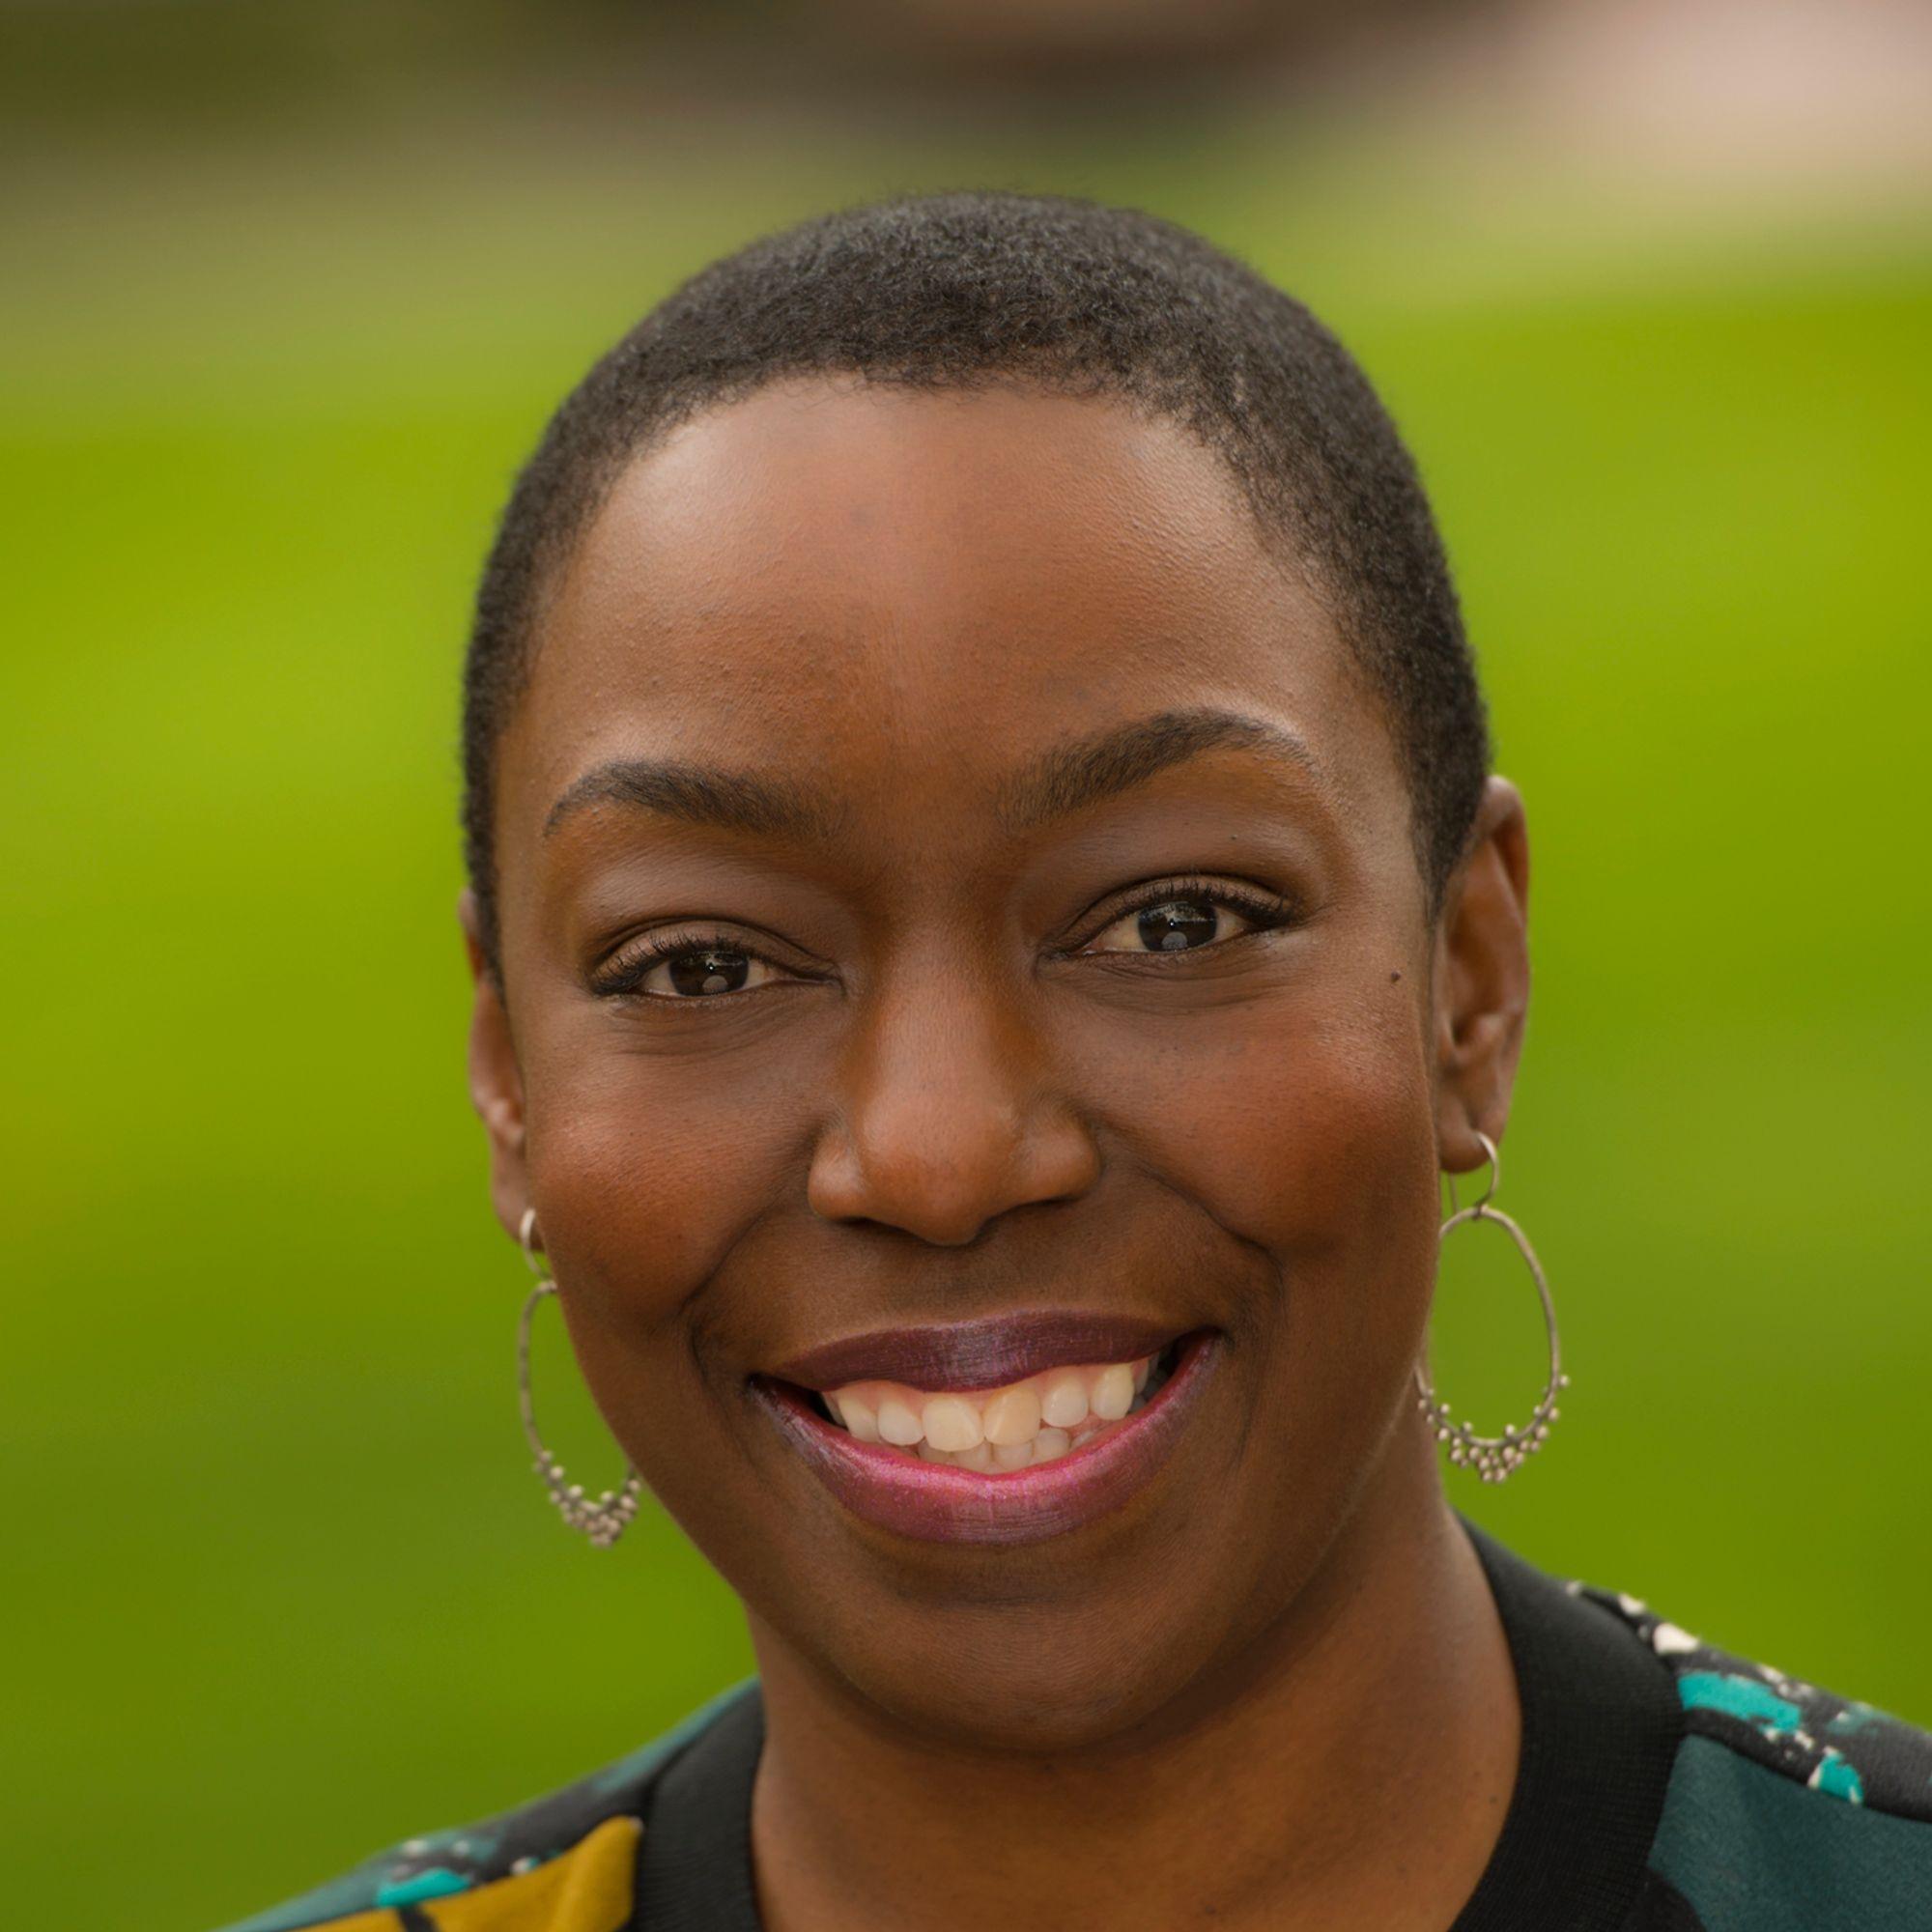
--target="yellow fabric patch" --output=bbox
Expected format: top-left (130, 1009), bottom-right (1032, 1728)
top-left (423, 1816), bottom-right (640, 1932)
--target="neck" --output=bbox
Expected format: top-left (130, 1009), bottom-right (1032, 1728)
top-left (748, 1431), bottom-right (1520, 1932)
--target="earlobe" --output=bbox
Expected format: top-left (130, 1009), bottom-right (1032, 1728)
top-left (1431, 777), bottom-right (1531, 1171)
top-left (458, 888), bottom-right (530, 1235)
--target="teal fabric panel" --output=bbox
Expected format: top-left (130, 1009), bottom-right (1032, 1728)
top-left (1650, 1735), bottom-right (1932, 1930)
top-left (213, 1856), bottom-right (397, 1932)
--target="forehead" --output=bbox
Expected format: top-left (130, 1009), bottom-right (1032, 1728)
top-left (504, 380), bottom-right (1400, 846)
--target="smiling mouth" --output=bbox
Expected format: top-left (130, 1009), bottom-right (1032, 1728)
top-left (753, 1319), bottom-right (1216, 1546)
top-left (801, 1343), bottom-right (1180, 1471)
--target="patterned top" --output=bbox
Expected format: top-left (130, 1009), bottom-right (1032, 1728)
top-left (214, 1526), bottom-right (1932, 1931)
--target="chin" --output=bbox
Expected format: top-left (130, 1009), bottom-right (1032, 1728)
top-left (789, 1581), bottom-right (1267, 1755)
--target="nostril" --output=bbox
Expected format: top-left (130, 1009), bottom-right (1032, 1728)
top-left (805, 1077), bottom-right (1100, 1245)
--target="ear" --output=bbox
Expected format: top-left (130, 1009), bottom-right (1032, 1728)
top-left (459, 888), bottom-right (529, 1236)
top-left (1430, 776), bottom-right (1531, 1173)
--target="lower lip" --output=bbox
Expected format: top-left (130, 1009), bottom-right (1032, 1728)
top-left (753, 1334), bottom-right (1217, 1547)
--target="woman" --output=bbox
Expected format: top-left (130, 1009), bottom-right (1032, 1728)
top-left (226, 193), bottom-right (1932, 1931)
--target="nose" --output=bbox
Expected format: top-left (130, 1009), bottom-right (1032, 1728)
top-left (807, 970), bottom-right (1100, 1246)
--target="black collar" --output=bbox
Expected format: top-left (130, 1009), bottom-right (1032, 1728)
top-left (632, 1685), bottom-right (763, 1932)
top-left (632, 1519), bottom-right (1681, 1930)
top-left (1448, 1519), bottom-right (1681, 1929)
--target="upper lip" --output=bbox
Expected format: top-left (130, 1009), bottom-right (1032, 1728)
top-left (764, 1311), bottom-right (1188, 1394)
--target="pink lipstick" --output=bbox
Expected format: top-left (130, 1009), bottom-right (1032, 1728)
top-left (754, 1321), bottom-right (1216, 1546)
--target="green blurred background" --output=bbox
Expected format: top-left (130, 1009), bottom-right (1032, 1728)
top-left (4, 3), bottom-right (1928, 1926)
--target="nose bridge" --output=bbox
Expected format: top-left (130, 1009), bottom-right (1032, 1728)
top-left (808, 954), bottom-right (1099, 1246)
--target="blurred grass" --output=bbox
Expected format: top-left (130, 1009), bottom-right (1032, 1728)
top-left (2, 105), bottom-right (1928, 1931)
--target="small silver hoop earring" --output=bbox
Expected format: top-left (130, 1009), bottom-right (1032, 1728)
top-left (517, 1208), bottom-right (643, 1548)
top-left (1413, 1133), bottom-right (1568, 1483)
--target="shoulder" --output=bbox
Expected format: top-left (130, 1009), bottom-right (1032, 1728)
top-left (212, 1681), bottom-right (754, 1932)
top-left (1575, 1584), bottom-right (1932, 1929)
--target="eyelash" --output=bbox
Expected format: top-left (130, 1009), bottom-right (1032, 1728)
top-left (1069, 875), bottom-right (1302, 959)
top-left (589, 878), bottom-right (1301, 1001)
top-left (587, 925), bottom-right (786, 1001)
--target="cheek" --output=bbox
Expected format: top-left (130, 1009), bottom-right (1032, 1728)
top-left (518, 1019), bottom-right (822, 1366)
top-left (1073, 972), bottom-right (1440, 1401)
top-left (515, 1028), bottom-right (829, 1552)
top-left (1092, 970), bottom-right (1434, 1220)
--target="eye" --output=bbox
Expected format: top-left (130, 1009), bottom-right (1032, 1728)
top-left (589, 931), bottom-right (799, 1001)
top-left (642, 947), bottom-right (781, 997)
top-left (1085, 892), bottom-right (1271, 956)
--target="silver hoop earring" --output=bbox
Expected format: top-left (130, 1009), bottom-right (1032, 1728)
top-left (517, 1208), bottom-right (643, 1548)
top-left (1413, 1132), bottom-right (1568, 1483)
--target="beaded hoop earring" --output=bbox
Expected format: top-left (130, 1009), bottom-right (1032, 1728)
top-left (517, 1208), bottom-right (643, 1548)
top-left (1413, 1132), bottom-right (1568, 1483)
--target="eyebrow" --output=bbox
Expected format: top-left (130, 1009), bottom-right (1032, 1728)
top-left (542, 707), bottom-right (1315, 845)
top-left (543, 758), bottom-right (839, 842)
top-left (999, 707), bottom-right (1318, 830)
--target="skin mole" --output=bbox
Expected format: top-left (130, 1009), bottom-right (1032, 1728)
top-left (462, 375), bottom-right (1531, 1928)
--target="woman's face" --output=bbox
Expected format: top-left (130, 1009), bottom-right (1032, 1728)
top-left (469, 381), bottom-right (1522, 1750)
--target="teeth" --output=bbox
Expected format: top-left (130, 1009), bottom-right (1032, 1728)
top-left (818, 1350), bottom-right (1169, 1472)
top-left (1091, 1364), bottom-right (1134, 1421)
top-left (1040, 1372), bottom-right (1090, 1430)
top-left (922, 1396), bottom-right (983, 1452)
top-left (876, 1395), bottom-right (924, 1447)
top-left (981, 1384), bottom-right (1041, 1445)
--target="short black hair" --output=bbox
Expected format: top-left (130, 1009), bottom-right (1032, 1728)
top-left (463, 190), bottom-right (1488, 972)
